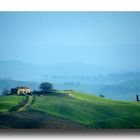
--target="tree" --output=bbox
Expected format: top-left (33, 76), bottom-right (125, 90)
top-left (39, 82), bottom-right (53, 92)
top-left (2, 88), bottom-right (10, 96)
top-left (99, 94), bottom-right (105, 98)
top-left (136, 94), bottom-right (139, 101)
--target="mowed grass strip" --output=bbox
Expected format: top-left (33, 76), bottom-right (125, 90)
top-left (0, 96), bottom-right (25, 113)
top-left (31, 91), bottom-right (140, 128)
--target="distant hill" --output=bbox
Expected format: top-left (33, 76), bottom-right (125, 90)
top-left (0, 60), bottom-right (128, 81)
top-left (0, 78), bottom-right (140, 100)
top-left (99, 79), bottom-right (140, 100)
top-left (1, 60), bottom-right (140, 100)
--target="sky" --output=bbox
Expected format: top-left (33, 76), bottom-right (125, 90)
top-left (0, 12), bottom-right (140, 69)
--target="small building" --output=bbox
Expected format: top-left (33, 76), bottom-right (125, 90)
top-left (11, 86), bottom-right (31, 95)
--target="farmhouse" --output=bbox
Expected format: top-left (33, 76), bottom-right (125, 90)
top-left (11, 86), bottom-right (31, 95)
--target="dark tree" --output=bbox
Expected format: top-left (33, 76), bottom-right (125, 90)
top-left (136, 94), bottom-right (139, 101)
top-left (39, 82), bottom-right (53, 92)
top-left (99, 94), bottom-right (105, 98)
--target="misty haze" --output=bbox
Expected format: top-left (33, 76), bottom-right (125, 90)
top-left (1, 12), bottom-right (140, 100)
top-left (1, 12), bottom-right (140, 129)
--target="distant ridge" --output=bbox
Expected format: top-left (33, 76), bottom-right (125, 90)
top-left (0, 60), bottom-right (132, 81)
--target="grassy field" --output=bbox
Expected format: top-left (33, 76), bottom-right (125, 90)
top-left (0, 91), bottom-right (140, 128)
top-left (0, 96), bottom-right (25, 113)
top-left (31, 91), bottom-right (140, 128)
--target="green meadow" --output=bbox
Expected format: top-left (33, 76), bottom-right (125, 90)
top-left (0, 91), bottom-right (140, 128)
top-left (0, 96), bottom-right (25, 113)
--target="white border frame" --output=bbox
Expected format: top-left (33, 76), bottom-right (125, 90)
top-left (0, 0), bottom-right (140, 11)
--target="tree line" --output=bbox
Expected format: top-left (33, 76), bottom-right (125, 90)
top-left (1, 82), bottom-right (55, 96)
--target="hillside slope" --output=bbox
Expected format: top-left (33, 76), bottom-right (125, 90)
top-left (0, 60), bottom-right (120, 81)
top-left (0, 91), bottom-right (140, 129)
top-left (31, 91), bottom-right (140, 128)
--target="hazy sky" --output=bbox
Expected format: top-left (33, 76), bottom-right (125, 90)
top-left (0, 12), bottom-right (140, 69)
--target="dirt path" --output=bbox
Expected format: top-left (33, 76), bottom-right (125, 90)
top-left (17, 96), bottom-right (34, 112)
top-left (9, 96), bottom-right (34, 112)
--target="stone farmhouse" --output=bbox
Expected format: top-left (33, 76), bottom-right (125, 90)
top-left (11, 86), bottom-right (31, 95)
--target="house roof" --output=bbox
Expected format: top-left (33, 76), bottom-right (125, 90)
top-left (17, 86), bottom-right (31, 89)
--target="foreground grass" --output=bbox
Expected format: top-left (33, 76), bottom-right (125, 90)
top-left (0, 95), bottom-right (83, 128)
top-left (0, 96), bottom-right (25, 113)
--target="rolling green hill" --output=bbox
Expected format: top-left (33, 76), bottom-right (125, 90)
top-left (0, 91), bottom-right (140, 129)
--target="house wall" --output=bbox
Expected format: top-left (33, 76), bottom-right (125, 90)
top-left (17, 88), bottom-right (31, 94)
